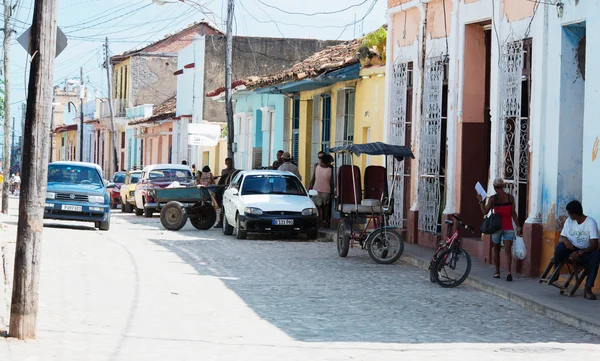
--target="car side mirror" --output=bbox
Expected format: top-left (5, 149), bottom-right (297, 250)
top-left (308, 189), bottom-right (318, 197)
top-left (106, 182), bottom-right (116, 189)
top-left (231, 188), bottom-right (239, 196)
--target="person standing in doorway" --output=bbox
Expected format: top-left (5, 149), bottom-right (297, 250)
top-left (278, 152), bottom-right (301, 181)
top-left (309, 154), bottom-right (334, 227)
top-left (477, 178), bottom-right (522, 281)
top-left (272, 150), bottom-right (284, 170)
top-left (12, 172), bottom-right (21, 195)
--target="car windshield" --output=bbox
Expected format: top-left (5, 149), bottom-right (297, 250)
top-left (113, 173), bottom-right (126, 183)
top-left (241, 175), bottom-right (306, 196)
top-left (48, 164), bottom-right (103, 185)
top-left (130, 174), bottom-right (141, 184)
top-left (149, 169), bottom-right (192, 181)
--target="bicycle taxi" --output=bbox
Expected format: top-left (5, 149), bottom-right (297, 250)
top-left (329, 142), bottom-right (414, 264)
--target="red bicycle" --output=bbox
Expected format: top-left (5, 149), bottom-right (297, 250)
top-left (429, 214), bottom-right (473, 288)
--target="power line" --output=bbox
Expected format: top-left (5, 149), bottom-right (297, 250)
top-left (256, 0), bottom-right (369, 16)
top-left (62, 0), bottom-right (147, 29)
top-left (238, 1), bottom-right (355, 29)
top-left (65, 3), bottom-right (152, 35)
top-left (335, 0), bottom-right (378, 40)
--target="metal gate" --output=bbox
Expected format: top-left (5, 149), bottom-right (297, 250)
top-left (388, 60), bottom-right (408, 228)
top-left (499, 40), bottom-right (528, 210)
top-left (418, 56), bottom-right (445, 233)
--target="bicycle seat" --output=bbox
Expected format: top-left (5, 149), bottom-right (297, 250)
top-left (444, 220), bottom-right (454, 224)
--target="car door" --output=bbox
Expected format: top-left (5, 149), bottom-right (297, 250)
top-left (224, 173), bottom-right (243, 223)
top-left (135, 171), bottom-right (146, 207)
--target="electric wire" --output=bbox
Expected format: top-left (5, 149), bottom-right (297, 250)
top-left (256, 0), bottom-right (369, 16)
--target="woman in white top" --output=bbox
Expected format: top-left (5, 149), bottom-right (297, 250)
top-left (553, 200), bottom-right (600, 300)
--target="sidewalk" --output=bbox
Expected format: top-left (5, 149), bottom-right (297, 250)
top-left (319, 228), bottom-right (600, 336)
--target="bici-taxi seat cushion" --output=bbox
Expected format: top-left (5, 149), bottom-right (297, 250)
top-left (337, 164), bottom-right (362, 205)
top-left (339, 199), bottom-right (384, 214)
top-left (364, 165), bottom-right (388, 201)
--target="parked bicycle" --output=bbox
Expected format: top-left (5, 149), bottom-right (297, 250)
top-left (429, 214), bottom-right (473, 288)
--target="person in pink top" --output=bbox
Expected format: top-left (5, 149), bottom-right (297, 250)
top-left (477, 178), bottom-right (522, 281)
top-left (309, 154), bottom-right (334, 227)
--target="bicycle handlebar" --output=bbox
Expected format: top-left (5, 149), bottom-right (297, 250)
top-left (450, 214), bottom-right (475, 234)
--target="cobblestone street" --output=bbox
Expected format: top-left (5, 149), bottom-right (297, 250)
top-left (1, 198), bottom-right (599, 360)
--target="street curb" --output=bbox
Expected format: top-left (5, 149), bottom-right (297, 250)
top-left (400, 251), bottom-right (600, 337)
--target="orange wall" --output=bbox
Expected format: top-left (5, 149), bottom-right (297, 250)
top-left (462, 25), bottom-right (486, 124)
top-left (504, 0), bottom-right (535, 22)
top-left (426, 0), bottom-right (453, 39)
top-left (388, 0), bottom-right (412, 8)
top-left (392, 7), bottom-right (421, 54)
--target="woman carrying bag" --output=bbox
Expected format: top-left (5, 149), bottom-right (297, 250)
top-left (477, 178), bottom-right (522, 281)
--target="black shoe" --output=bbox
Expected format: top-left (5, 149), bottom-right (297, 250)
top-left (506, 273), bottom-right (513, 282)
top-left (584, 286), bottom-right (597, 300)
top-left (213, 222), bottom-right (223, 229)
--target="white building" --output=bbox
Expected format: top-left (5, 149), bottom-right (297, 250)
top-left (384, 0), bottom-right (594, 279)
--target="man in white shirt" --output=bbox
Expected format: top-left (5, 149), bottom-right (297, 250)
top-left (277, 152), bottom-right (301, 181)
top-left (553, 200), bottom-right (600, 300)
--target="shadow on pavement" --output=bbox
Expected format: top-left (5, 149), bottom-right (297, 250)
top-left (149, 234), bottom-right (600, 345)
top-left (44, 223), bottom-right (97, 231)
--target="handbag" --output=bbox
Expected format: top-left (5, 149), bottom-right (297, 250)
top-left (480, 198), bottom-right (501, 234)
top-left (480, 212), bottom-right (502, 234)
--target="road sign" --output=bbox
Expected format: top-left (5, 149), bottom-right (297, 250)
top-left (17, 26), bottom-right (68, 58)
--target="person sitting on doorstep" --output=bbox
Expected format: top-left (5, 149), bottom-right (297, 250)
top-left (552, 200), bottom-right (600, 300)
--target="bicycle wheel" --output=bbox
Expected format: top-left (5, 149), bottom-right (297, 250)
top-left (337, 220), bottom-right (350, 257)
top-left (432, 247), bottom-right (472, 288)
top-left (367, 228), bottom-right (404, 264)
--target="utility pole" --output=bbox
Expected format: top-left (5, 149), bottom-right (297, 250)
top-left (79, 67), bottom-right (84, 162)
top-left (225, 0), bottom-right (234, 162)
top-left (9, 0), bottom-right (59, 340)
top-left (10, 116), bottom-right (14, 169)
top-left (2, 0), bottom-right (14, 214)
top-left (104, 37), bottom-right (118, 174)
top-left (50, 88), bottom-right (55, 162)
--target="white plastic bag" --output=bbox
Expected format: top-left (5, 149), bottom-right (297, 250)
top-left (512, 235), bottom-right (527, 260)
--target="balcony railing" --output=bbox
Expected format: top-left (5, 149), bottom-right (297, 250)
top-left (99, 99), bottom-right (128, 118)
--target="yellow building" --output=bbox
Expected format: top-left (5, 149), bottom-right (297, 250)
top-left (292, 66), bottom-right (387, 182)
top-left (53, 124), bottom-right (79, 162)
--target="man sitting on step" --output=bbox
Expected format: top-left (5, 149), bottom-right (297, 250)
top-left (553, 200), bottom-right (600, 300)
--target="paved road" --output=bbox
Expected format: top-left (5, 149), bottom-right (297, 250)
top-left (1, 199), bottom-right (599, 360)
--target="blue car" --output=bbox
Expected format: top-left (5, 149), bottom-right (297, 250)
top-left (44, 161), bottom-right (114, 231)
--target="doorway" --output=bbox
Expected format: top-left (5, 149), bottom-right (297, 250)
top-left (457, 22), bottom-right (492, 236)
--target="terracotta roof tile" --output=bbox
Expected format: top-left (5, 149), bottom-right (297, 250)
top-left (129, 96), bottom-right (176, 125)
top-left (205, 39), bottom-right (360, 97)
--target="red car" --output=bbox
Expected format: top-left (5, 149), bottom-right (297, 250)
top-left (109, 172), bottom-right (126, 209)
top-left (134, 164), bottom-right (194, 217)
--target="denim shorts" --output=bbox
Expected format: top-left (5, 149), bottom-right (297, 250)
top-left (492, 230), bottom-right (515, 244)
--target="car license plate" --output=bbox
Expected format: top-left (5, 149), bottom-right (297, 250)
top-left (273, 219), bottom-right (293, 226)
top-left (61, 205), bottom-right (82, 212)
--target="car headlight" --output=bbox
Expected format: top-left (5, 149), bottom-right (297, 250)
top-left (244, 207), bottom-right (263, 215)
top-left (88, 195), bottom-right (105, 204)
top-left (302, 208), bottom-right (317, 216)
top-left (46, 192), bottom-right (56, 200)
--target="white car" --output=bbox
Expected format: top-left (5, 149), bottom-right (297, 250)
top-left (222, 170), bottom-right (319, 239)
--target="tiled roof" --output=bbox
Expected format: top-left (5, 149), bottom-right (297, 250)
top-left (206, 39), bottom-right (360, 97)
top-left (112, 22), bottom-right (223, 62)
top-left (129, 96), bottom-right (177, 125)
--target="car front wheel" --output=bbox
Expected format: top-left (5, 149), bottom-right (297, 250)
top-left (235, 214), bottom-right (247, 240)
top-left (98, 213), bottom-right (110, 231)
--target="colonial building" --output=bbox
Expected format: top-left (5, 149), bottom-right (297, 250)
top-left (384, 0), bottom-right (595, 282)
top-left (172, 34), bottom-right (342, 168)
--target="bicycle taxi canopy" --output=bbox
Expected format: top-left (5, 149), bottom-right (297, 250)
top-left (329, 142), bottom-right (415, 216)
top-left (329, 142), bottom-right (414, 161)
